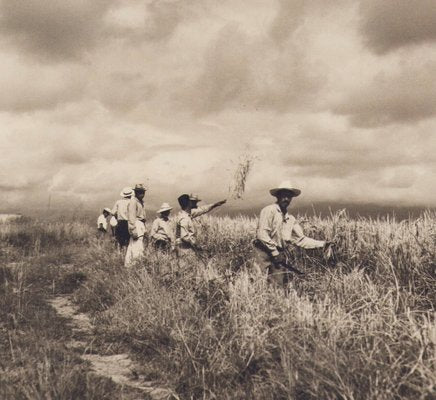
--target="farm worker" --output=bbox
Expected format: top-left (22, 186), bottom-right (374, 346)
top-left (97, 208), bottom-right (111, 235)
top-left (150, 203), bottom-right (174, 251)
top-left (175, 194), bottom-right (226, 260)
top-left (112, 187), bottom-right (133, 249)
top-left (125, 184), bottom-right (146, 266)
top-left (253, 181), bottom-right (329, 287)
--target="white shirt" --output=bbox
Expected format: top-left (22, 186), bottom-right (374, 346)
top-left (97, 214), bottom-right (108, 230)
top-left (151, 217), bottom-right (174, 243)
top-left (175, 204), bottom-right (216, 247)
top-left (257, 203), bottom-right (325, 256)
top-left (128, 197), bottom-right (146, 236)
top-left (112, 198), bottom-right (130, 221)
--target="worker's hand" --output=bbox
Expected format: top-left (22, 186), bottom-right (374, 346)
top-left (214, 199), bottom-right (227, 207)
top-left (323, 240), bottom-right (335, 249)
top-left (272, 252), bottom-right (286, 265)
top-left (323, 241), bottom-right (335, 261)
top-left (132, 232), bottom-right (139, 240)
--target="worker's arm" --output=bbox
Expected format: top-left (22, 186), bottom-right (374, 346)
top-left (111, 201), bottom-right (118, 219)
top-left (256, 207), bottom-right (280, 256)
top-left (191, 199), bottom-right (226, 218)
top-left (290, 222), bottom-right (325, 249)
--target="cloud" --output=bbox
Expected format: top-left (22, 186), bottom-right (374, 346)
top-left (269, 0), bottom-right (347, 46)
top-left (105, 0), bottom-right (198, 44)
top-left (0, 0), bottom-right (435, 212)
top-left (143, 0), bottom-right (182, 41)
top-left (378, 167), bottom-right (417, 189)
top-left (269, 0), bottom-right (305, 45)
top-left (359, 0), bottom-right (436, 54)
top-left (334, 61), bottom-right (436, 127)
top-left (96, 71), bottom-right (155, 112)
top-left (0, 56), bottom-right (86, 112)
top-left (186, 23), bottom-right (325, 115)
top-left (0, 0), bottom-right (114, 61)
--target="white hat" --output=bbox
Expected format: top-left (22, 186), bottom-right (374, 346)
top-left (157, 202), bottom-right (173, 214)
top-left (269, 181), bottom-right (301, 197)
top-left (103, 207), bottom-right (111, 213)
top-left (120, 187), bottom-right (133, 197)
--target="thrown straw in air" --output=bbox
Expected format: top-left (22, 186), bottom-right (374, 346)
top-left (228, 154), bottom-right (255, 200)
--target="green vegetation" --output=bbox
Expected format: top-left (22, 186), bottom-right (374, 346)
top-left (1, 213), bottom-right (435, 399)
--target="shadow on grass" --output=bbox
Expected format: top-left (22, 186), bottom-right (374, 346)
top-left (0, 248), bottom-right (145, 400)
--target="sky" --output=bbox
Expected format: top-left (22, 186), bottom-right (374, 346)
top-left (0, 0), bottom-right (435, 214)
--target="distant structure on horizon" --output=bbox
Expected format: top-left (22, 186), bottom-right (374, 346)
top-left (0, 214), bottom-right (22, 223)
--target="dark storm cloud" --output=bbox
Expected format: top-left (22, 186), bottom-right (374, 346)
top-left (360, 0), bottom-right (436, 54)
top-left (285, 150), bottom-right (424, 179)
top-left (190, 24), bottom-right (253, 115)
top-left (334, 62), bottom-right (436, 127)
top-left (188, 23), bottom-right (324, 115)
top-left (0, 0), bottom-right (114, 61)
top-left (278, 122), bottom-right (436, 183)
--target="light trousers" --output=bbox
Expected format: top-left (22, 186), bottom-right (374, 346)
top-left (125, 236), bottom-right (144, 266)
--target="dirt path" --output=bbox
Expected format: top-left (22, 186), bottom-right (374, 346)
top-left (49, 296), bottom-right (178, 400)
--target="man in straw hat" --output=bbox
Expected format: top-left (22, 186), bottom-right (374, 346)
top-left (150, 202), bottom-right (174, 251)
top-left (175, 193), bottom-right (226, 261)
top-left (112, 187), bottom-right (133, 249)
top-left (254, 181), bottom-right (331, 287)
top-left (125, 184), bottom-right (147, 266)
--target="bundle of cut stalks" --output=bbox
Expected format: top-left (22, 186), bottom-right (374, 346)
top-left (228, 154), bottom-right (254, 200)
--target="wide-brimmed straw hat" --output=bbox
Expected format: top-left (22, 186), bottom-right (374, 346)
top-left (120, 187), bottom-right (133, 197)
top-left (157, 203), bottom-right (172, 214)
top-left (103, 207), bottom-right (111, 213)
top-left (189, 193), bottom-right (201, 202)
top-left (269, 181), bottom-right (301, 197)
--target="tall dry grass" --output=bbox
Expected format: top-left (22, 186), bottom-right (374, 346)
top-left (0, 228), bottom-right (132, 399)
top-left (1, 213), bottom-right (434, 398)
top-left (69, 211), bottom-right (435, 399)
top-left (0, 218), bottom-right (93, 256)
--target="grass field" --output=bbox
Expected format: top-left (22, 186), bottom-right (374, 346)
top-left (0, 212), bottom-right (435, 399)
